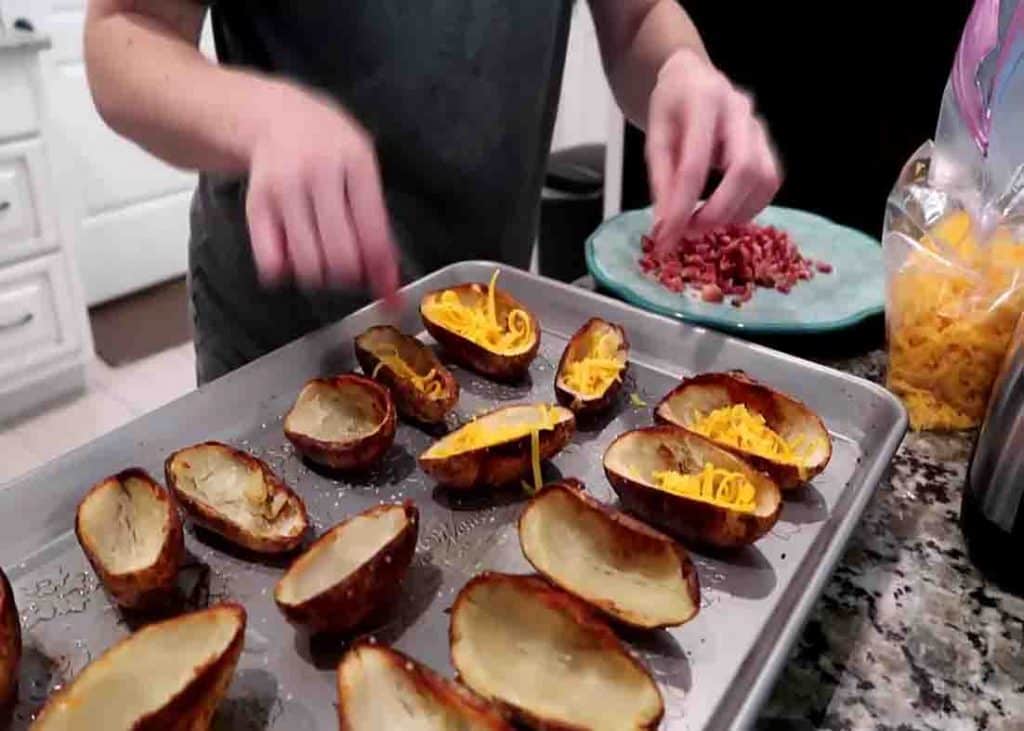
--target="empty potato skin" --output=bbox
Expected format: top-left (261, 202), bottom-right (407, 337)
top-left (274, 502), bottom-right (419, 634)
top-left (31, 603), bottom-right (245, 731)
top-left (165, 442), bottom-right (309, 554)
top-left (420, 283), bottom-right (540, 381)
top-left (284, 374), bottom-right (397, 471)
top-left (354, 325), bottom-right (459, 424)
top-left (554, 319), bottom-right (630, 418)
top-left (655, 370), bottom-right (832, 489)
top-left (337, 641), bottom-right (513, 731)
top-left (603, 426), bottom-right (782, 549)
top-left (0, 568), bottom-right (20, 710)
top-left (519, 479), bottom-right (700, 629)
top-left (449, 572), bottom-right (664, 730)
top-left (75, 469), bottom-right (185, 610)
top-left (419, 406), bottom-right (576, 490)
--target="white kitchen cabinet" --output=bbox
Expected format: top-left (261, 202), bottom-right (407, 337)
top-left (0, 28), bottom-right (92, 423)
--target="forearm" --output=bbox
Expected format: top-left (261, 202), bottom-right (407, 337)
top-left (85, 2), bottom-right (285, 173)
top-left (589, 0), bottom-right (708, 129)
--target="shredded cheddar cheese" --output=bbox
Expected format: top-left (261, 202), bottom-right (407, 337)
top-left (422, 270), bottom-right (533, 354)
top-left (562, 331), bottom-right (625, 397)
top-left (651, 464), bottom-right (758, 513)
top-left (690, 404), bottom-right (821, 470)
top-left (887, 211), bottom-right (1024, 430)
top-left (371, 346), bottom-right (446, 399)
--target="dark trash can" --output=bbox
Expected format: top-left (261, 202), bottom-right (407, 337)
top-left (538, 144), bottom-right (605, 283)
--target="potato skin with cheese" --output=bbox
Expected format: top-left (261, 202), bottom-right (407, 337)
top-left (655, 370), bottom-right (832, 489)
top-left (603, 425), bottom-right (781, 548)
top-left (419, 405), bottom-right (575, 490)
top-left (354, 325), bottom-right (459, 424)
top-left (419, 282), bottom-right (540, 382)
top-left (554, 318), bottom-right (629, 418)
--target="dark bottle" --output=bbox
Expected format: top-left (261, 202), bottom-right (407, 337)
top-left (960, 314), bottom-right (1024, 596)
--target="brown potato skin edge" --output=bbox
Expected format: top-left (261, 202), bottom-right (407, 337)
top-left (419, 283), bottom-right (540, 382)
top-left (353, 327), bottom-right (459, 424)
top-left (164, 442), bottom-right (310, 555)
top-left (337, 641), bottom-right (513, 731)
top-left (450, 572), bottom-right (663, 731)
top-left (554, 319), bottom-right (630, 418)
top-left (32, 603), bottom-right (246, 731)
top-left (0, 568), bottom-right (21, 711)
top-left (519, 480), bottom-right (700, 629)
top-left (275, 502), bottom-right (419, 635)
top-left (419, 413), bottom-right (576, 490)
top-left (284, 375), bottom-right (397, 471)
top-left (74, 468), bottom-right (185, 611)
top-left (655, 370), bottom-right (833, 489)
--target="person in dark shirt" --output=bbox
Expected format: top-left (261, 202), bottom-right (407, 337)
top-left (84, 0), bottom-right (781, 382)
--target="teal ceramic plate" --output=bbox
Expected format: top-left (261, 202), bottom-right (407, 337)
top-left (585, 206), bottom-right (884, 335)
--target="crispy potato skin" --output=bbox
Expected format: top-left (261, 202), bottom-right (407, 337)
top-left (284, 375), bottom-right (397, 471)
top-left (519, 480), bottom-right (700, 629)
top-left (655, 370), bottom-right (832, 489)
top-left (419, 412), bottom-right (576, 490)
top-left (337, 642), bottom-right (513, 731)
top-left (554, 319), bottom-right (630, 419)
top-left (354, 326), bottom-right (459, 425)
top-left (0, 568), bottom-right (21, 711)
top-left (449, 572), bottom-right (664, 731)
top-left (165, 442), bottom-right (309, 554)
top-left (603, 426), bottom-right (782, 549)
top-left (275, 503), bottom-right (419, 635)
top-left (31, 603), bottom-right (246, 731)
top-left (75, 468), bottom-right (185, 611)
top-left (420, 283), bottom-right (540, 382)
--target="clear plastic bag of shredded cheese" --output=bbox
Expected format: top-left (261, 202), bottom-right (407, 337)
top-left (884, 0), bottom-right (1024, 431)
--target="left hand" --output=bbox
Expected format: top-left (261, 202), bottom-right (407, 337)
top-left (646, 48), bottom-right (781, 248)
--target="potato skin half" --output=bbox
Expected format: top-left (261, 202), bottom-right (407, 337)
top-left (0, 567), bottom-right (21, 710)
top-left (655, 370), bottom-right (832, 489)
top-left (275, 502), bottom-right (419, 635)
top-left (75, 468), bottom-right (185, 611)
top-left (354, 326), bottom-right (460, 424)
top-left (420, 283), bottom-right (540, 382)
top-left (284, 375), bottom-right (397, 471)
top-left (554, 318), bottom-right (630, 419)
top-left (165, 442), bottom-right (309, 554)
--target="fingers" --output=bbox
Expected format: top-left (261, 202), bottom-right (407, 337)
top-left (311, 160), bottom-right (364, 289)
top-left (245, 180), bottom-right (288, 286)
top-left (645, 98), bottom-right (675, 224)
top-left (690, 95), bottom-right (758, 231)
top-left (277, 175), bottom-right (326, 290)
top-left (656, 100), bottom-right (716, 245)
top-left (345, 143), bottom-right (400, 302)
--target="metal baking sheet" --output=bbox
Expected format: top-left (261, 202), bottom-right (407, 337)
top-left (0, 261), bottom-right (906, 730)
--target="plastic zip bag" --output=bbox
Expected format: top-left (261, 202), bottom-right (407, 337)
top-left (884, 0), bottom-right (1024, 431)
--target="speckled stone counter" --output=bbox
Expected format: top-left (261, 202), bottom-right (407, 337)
top-left (760, 348), bottom-right (1024, 730)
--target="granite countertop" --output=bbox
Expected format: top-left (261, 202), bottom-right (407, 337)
top-left (761, 348), bottom-right (1024, 730)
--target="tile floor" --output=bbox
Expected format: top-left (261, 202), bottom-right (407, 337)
top-left (0, 343), bottom-right (197, 486)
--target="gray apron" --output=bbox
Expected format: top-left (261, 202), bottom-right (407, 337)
top-left (190, 0), bottom-right (573, 384)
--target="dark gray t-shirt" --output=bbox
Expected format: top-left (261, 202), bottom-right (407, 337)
top-left (190, 1), bottom-right (573, 383)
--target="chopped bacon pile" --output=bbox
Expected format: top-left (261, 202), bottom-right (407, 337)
top-left (639, 223), bottom-right (832, 307)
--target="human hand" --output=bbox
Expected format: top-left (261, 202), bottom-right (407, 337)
top-left (244, 83), bottom-right (400, 302)
top-left (646, 49), bottom-right (781, 249)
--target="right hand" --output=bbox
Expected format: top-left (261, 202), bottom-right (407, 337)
top-left (244, 83), bottom-right (400, 301)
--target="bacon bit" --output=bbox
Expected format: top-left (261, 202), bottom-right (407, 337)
top-left (639, 223), bottom-right (831, 307)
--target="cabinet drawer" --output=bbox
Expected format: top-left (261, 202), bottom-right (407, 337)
top-left (0, 53), bottom-right (40, 140)
top-left (0, 255), bottom-right (77, 379)
top-left (0, 139), bottom-right (58, 266)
